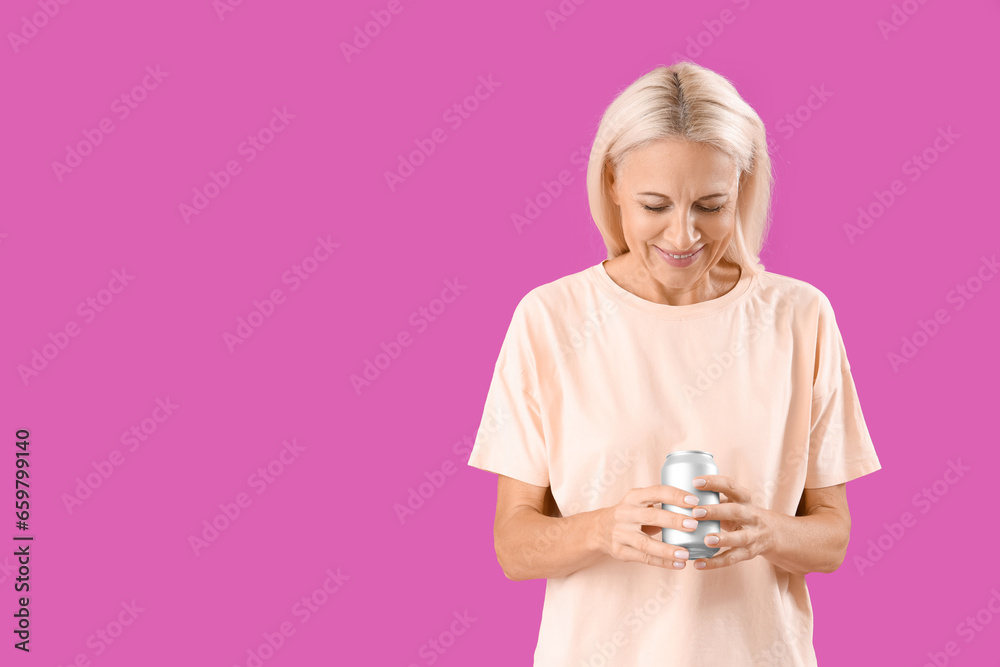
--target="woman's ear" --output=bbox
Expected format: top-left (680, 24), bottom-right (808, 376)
top-left (607, 166), bottom-right (620, 207)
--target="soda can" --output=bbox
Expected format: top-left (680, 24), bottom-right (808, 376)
top-left (661, 450), bottom-right (721, 559)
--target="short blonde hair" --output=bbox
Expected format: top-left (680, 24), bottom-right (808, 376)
top-left (586, 61), bottom-right (774, 274)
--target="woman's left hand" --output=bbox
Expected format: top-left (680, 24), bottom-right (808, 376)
top-left (688, 475), bottom-right (773, 570)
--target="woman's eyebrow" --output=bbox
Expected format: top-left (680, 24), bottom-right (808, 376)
top-left (637, 191), bottom-right (728, 199)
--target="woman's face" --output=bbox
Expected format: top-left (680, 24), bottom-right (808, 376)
top-left (610, 137), bottom-right (740, 305)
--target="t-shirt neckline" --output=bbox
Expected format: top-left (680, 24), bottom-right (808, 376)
top-left (590, 258), bottom-right (756, 320)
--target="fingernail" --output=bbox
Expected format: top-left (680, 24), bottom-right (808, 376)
top-left (674, 550), bottom-right (689, 560)
top-left (692, 508), bottom-right (707, 518)
top-left (695, 562), bottom-right (707, 569)
top-left (693, 479), bottom-right (706, 487)
top-left (684, 495), bottom-right (699, 505)
top-left (672, 561), bottom-right (685, 569)
top-left (682, 519), bottom-right (698, 529)
top-left (705, 535), bottom-right (720, 546)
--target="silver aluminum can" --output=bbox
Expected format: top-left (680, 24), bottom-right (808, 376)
top-left (661, 450), bottom-right (721, 559)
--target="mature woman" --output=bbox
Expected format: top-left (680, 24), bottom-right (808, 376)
top-left (467, 61), bottom-right (882, 666)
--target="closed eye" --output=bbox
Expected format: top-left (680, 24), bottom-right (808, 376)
top-left (642, 204), bottom-right (722, 213)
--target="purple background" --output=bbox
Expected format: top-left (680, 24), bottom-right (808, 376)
top-left (1, 0), bottom-right (997, 665)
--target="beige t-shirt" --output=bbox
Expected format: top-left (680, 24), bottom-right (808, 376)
top-left (467, 259), bottom-right (882, 666)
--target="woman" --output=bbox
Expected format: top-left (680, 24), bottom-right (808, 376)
top-left (467, 61), bottom-right (882, 666)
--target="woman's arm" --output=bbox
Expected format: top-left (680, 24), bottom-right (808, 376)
top-left (760, 483), bottom-right (851, 575)
top-left (494, 475), bottom-right (607, 581)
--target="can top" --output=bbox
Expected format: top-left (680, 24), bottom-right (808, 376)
top-left (665, 450), bottom-right (714, 459)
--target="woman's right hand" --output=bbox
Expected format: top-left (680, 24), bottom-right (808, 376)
top-left (594, 484), bottom-right (702, 569)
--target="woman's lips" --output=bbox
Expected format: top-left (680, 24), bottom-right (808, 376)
top-left (655, 245), bottom-right (704, 267)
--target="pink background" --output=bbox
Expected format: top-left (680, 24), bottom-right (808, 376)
top-left (2, 0), bottom-right (998, 665)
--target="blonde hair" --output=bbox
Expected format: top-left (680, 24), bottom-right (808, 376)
top-left (586, 61), bottom-right (773, 275)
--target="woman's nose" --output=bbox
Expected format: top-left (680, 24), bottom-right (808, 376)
top-left (662, 212), bottom-right (699, 249)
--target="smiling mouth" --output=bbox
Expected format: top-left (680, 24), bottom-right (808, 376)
top-left (657, 246), bottom-right (703, 260)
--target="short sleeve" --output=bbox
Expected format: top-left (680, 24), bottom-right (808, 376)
top-left (466, 297), bottom-right (550, 488)
top-left (805, 293), bottom-right (882, 488)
